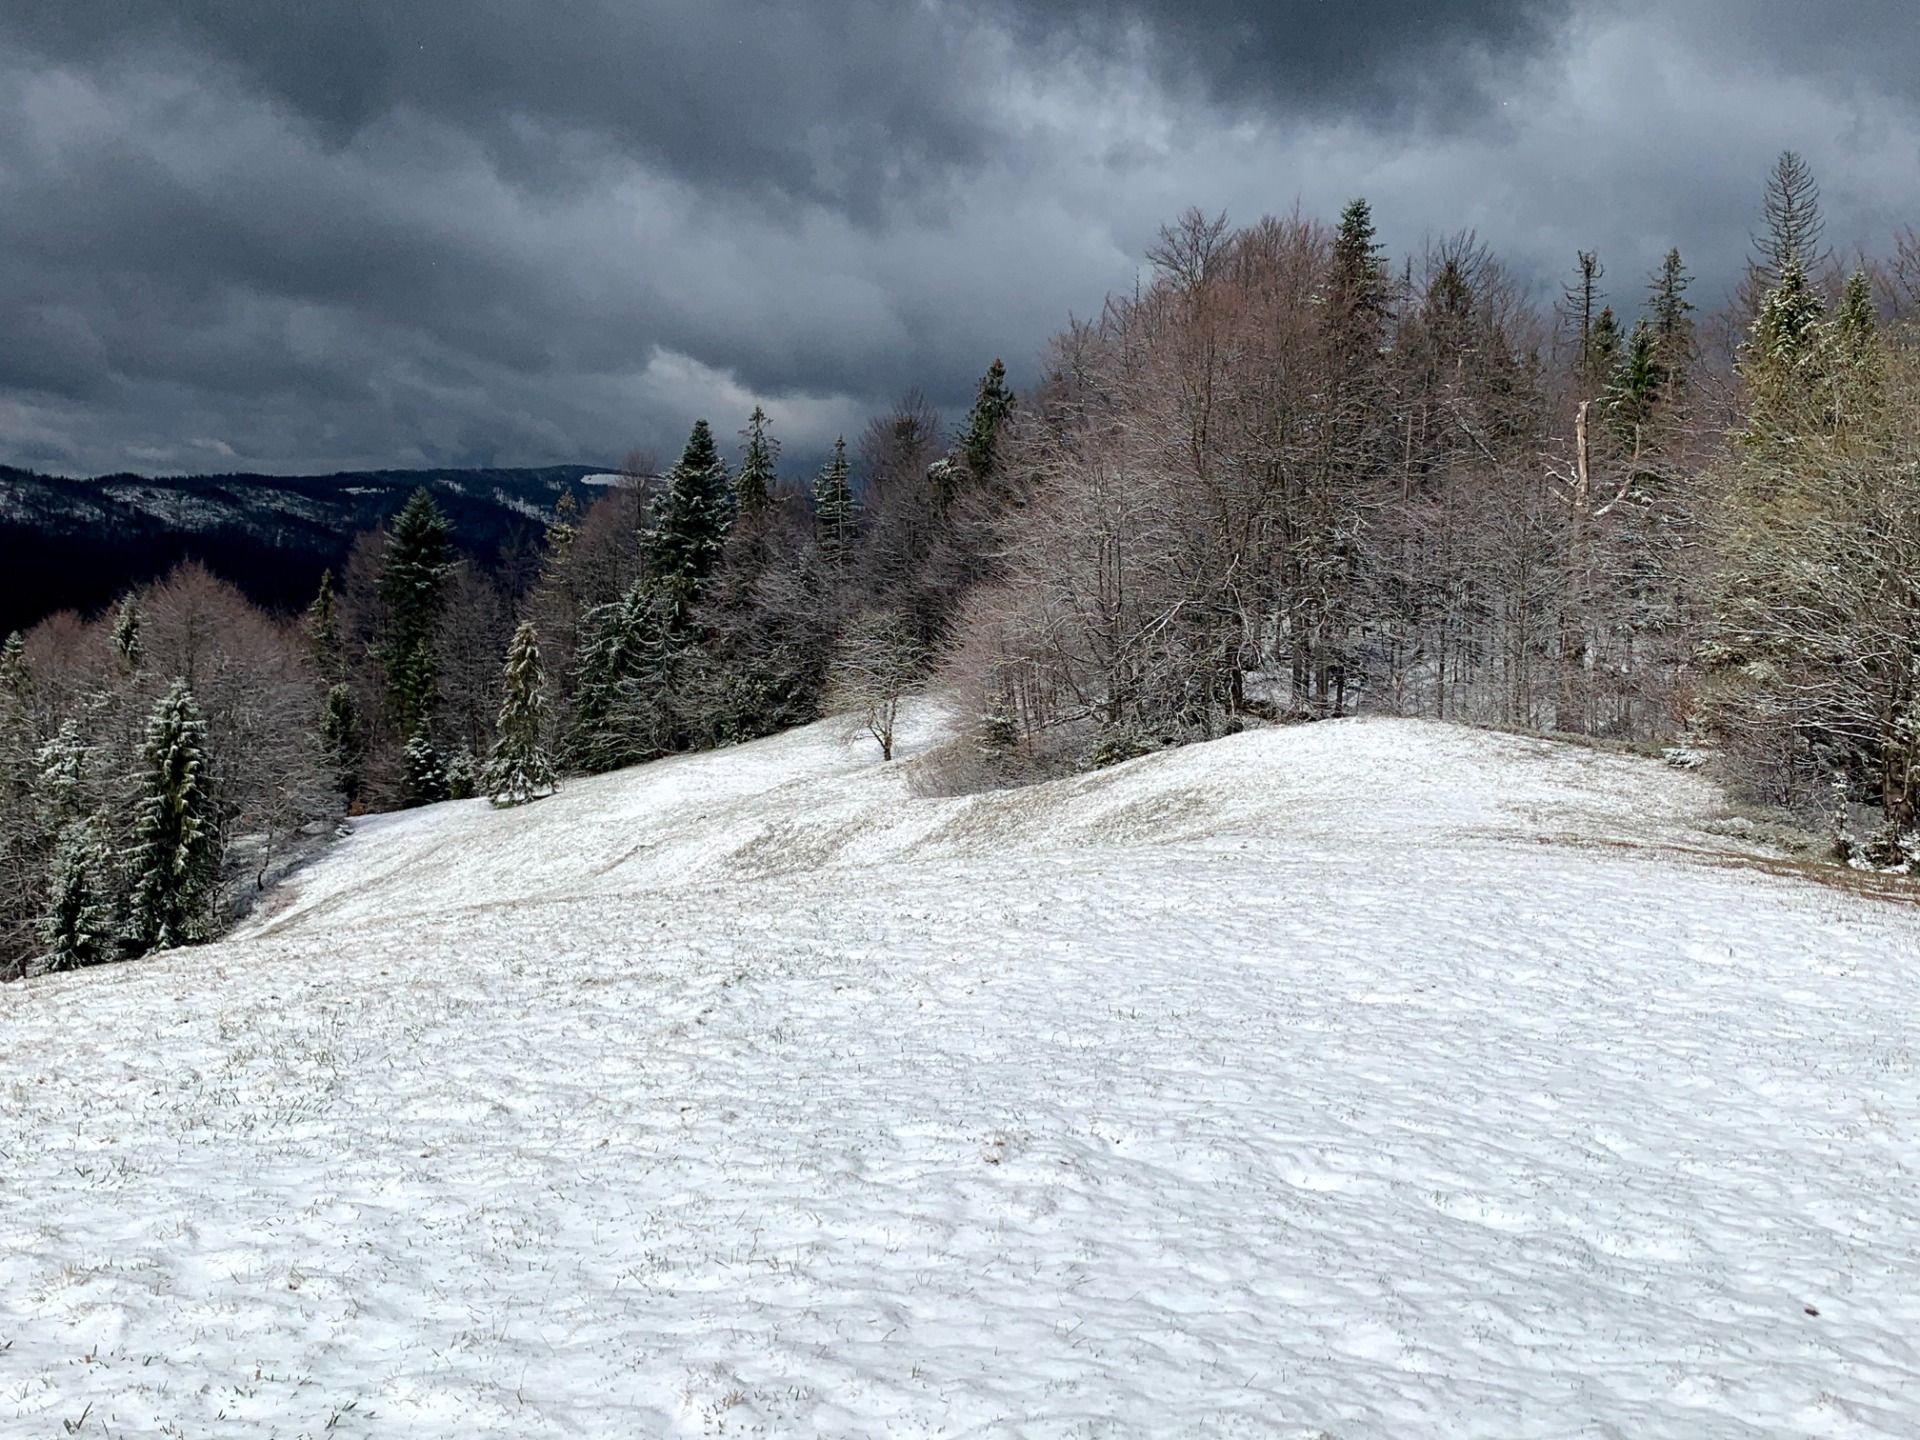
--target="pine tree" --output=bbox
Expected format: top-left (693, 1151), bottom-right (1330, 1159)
top-left (401, 726), bottom-right (451, 806)
top-left (39, 816), bottom-right (116, 972)
top-left (734, 406), bottom-right (779, 520)
top-left (446, 749), bottom-right (477, 801)
top-left (124, 680), bottom-right (220, 953)
top-left (485, 621), bottom-right (558, 806)
top-left (319, 682), bottom-right (363, 801)
top-left (111, 597), bottom-right (143, 673)
top-left (305, 569), bottom-right (344, 679)
top-left (960, 359), bottom-right (1015, 481)
top-left (645, 419), bottom-right (735, 620)
top-left (378, 488), bottom-right (454, 737)
top-left (813, 436), bottom-right (855, 557)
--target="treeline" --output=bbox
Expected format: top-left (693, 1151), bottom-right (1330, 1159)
top-left (947, 152), bottom-right (1919, 866)
top-left (5, 150), bottom-right (1916, 980)
top-left (0, 371), bottom-right (1020, 979)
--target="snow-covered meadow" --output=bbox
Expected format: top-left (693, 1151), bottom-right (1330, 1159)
top-left (4, 714), bottom-right (1918, 1437)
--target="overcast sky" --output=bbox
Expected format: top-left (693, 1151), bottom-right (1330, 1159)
top-left (1, 1), bottom-right (1915, 477)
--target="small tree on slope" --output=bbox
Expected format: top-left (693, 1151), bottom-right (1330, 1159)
top-left (485, 621), bottom-right (558, 806)
top-left (402, 726), bottom-right (451, 806)
top-left (39, 817), bottom-right (116, 972)
top-left (124, 680), bottom-right (221, 953)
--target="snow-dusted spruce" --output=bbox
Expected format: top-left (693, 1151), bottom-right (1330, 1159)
top-left (379, 487), bottom-right (453, 741)
top-left (484, 621), bottom-right (558, 807)
top-left (645, 418), bottom-right (734, 624)
top-left (110, 595), bottom-right (143, 672)
top-left (733, 405), bottom-right (778, 521)
top-left (123, 680), bottom-right (220, 953)
top-left (38, 817), bottom-right (116, 972)
top-left (812, 435), bottom-right (855, 557)
top-left (567, 584), bottom-right (678, 773)
top-left (401, 726), bottom-right (451, 806)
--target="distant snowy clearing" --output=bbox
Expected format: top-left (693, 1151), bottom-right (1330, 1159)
top-left (4, 715), bottom-right (1918, 1437)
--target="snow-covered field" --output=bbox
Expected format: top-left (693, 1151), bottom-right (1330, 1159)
top-left (5, 714), bottom-right (1919, 1437)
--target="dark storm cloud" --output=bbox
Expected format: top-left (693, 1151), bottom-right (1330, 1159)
top-left (0, 1), bottom-right (1915, 476)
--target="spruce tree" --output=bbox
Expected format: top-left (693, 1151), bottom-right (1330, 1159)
top-left (1828, 270), bottom-right (1884, 429)
top-left (1755, 150), bottom-right (1827, 280)
top-left (1606, 319), bottom-right (1667, 443)
top-left (40, 817), bottom-right (116, 972)
top-left (485, 621), bottom-right (558, 806)
top-left (1648, 248), bottom-right (1695, 376)
top-left (960, 359), bottom-right (1015, 480)
top-left (645, 419), bottom-right (734, 619)
top-left (734, 406), bottom-right (779, 520)
top-left (1741, 255), bottom-right (1827, 433)
top-left (1, 630), bottom-right (30, 701)
top-left (1585, 305), bottom-right (1623, 389)
top-left (306, 569), bottom-right (343, 679)
top-left (813, 436), bottom-right (855, 557)
top-left (401, 726), bottom-right (451, 806)
top-left (320, 682), bottom-right (363, 801)
top-left (124, 680), bottom-right (220, 953)
top-left (378, 488), bottom-right (454, 738)
top-left (111, 597), bottom-right (143, 673)
top-left (36, 719), bottom-right (91, 822)
top-left (567, 584), bottom-right (678, 772)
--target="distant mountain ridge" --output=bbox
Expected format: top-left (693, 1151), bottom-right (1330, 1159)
top-left (0, 463), bottom-right (618, 634)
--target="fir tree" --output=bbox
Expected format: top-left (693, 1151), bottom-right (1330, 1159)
top-left (39, 816), bottom-right (116, 972)
top-left (485, 621), bottom-right (558, 806)
top-left (305, 569), bottom-right (343, 679)
top-left (111, 597), bottom-right (144, 673)
top-left (645, 419), bottom-right (735, 619)
top-left (124, 680), bottom-right (220, 953)
top-left (319, 682), bottom-right (363, 802)
top-left (734, 406), bottom-right (779, 520)
top-left (401, 726), bottom-right (451, 806)
top-left (813, 436), bottom-right (855, 557)
top-left (378, 488), bottom-right (454, 737)
top-left (960, 359), bottom-right (1015, 481)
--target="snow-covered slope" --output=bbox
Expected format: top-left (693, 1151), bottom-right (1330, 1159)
top-left (5, 716), bottom-right (1918, 1437)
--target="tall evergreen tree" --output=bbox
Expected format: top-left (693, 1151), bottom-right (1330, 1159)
top-left (0, 631), bottom-right (28, 702)
top-left (646, 419), bottom-right (735, 619)
top-left (305, 568), bottom-right (343, 679)
top-left (1606, 319), bottom-right (1666, 445)
top-left (1741, 255), bottom-right (1828, 433)
top-left (111, 597), bottom-right (143, 673)
top-left (1585, 305), bottom-right (1624, 389)
top-left (484, 621), bottom-right (558, 806)
top-left (734, 406), bottom-right (779, 520)
top-left (378, 488), bottom-right (454, 738)
top-left (1648, 249), bottom-right (1695, 363)
top-left (124, 680), bottom-right (220, 953)
top-left (960, 359), bottom-right (1016, 481)
top-left (320, 682), bottom-right (363, 801)
top-left (1829, 269), bottom-right (1884, 428)
top-left (36, 719), bottom-right (91, 823)
top-left (813, 436), bottom-right (855, 557)
top-left (1755, 150), bottom-right (1827, 279)
top-left (39, 816), bottom-right (116, 972)
top-left (568, 583), bottom-right (679, 772)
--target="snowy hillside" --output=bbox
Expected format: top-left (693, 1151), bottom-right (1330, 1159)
top-left (5, 716), bottom-right (1919, 1437)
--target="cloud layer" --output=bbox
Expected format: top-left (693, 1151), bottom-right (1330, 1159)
top-left (1, 1), bottom-right (1914, 475)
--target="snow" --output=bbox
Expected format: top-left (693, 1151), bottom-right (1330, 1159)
top-left (4, 715), bottom-right (1919, 1437)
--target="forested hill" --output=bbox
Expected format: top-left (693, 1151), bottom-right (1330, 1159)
top-left (0, 463), bottom-right (610, 633)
